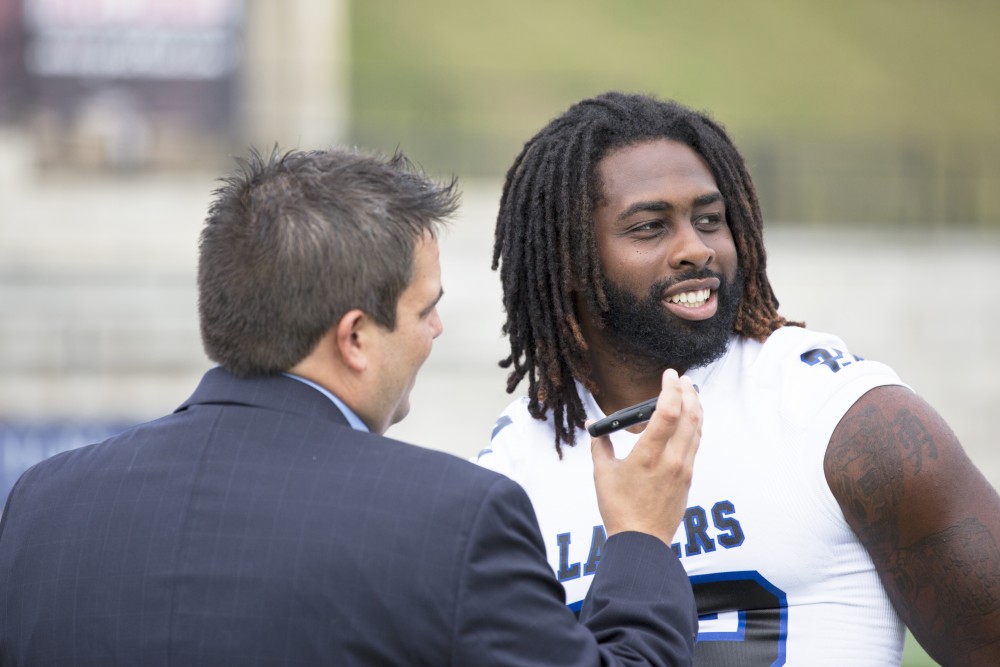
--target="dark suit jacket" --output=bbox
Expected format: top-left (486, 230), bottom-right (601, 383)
top-left (0, 368), bottom-right (696, 666)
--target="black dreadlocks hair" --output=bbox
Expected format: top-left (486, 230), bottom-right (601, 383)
top-left (492, 91), bottom-right (802, 455)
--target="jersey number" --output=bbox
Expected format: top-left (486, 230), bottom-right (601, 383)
top-left (800, 347), bottom-right (863, 373)
top-left (691, 571), bottom-right (788, 666)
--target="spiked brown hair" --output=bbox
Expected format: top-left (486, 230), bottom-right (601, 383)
top-left (492, 92), bottom-right (800, 453)
top-left (200, 146), bottom-right (459, 377)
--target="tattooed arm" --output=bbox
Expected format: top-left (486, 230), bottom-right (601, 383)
top-left (825, 385), bottom-right (1000, 666)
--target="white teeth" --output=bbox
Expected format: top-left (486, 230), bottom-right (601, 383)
top-left (668, 288), bottom-right (711, 307)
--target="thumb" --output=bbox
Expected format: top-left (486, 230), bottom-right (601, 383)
top-left (589, 423), bottom-right (617, 471)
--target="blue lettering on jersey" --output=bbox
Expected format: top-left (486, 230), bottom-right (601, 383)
top-left (556, 532), bottom-right (581, 581)
top-left (684, 506), bottom-right (717, 556)
top-left (800, 347), bottom-right (864, 373)
top-left (713, 500), bottom-right (746, 548)
top-left (491, 415), bottom-right (513, 440)
top-left (583, 525), bottom-right (606, 576)
top-left (556, 500), bottom-right (744, 579)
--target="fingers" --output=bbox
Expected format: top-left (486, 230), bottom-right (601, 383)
top-left (588, 368), bottom-right (701, 470)
top-left (588, 370), bottom-right (702, 544)
top-left (672, 375), bottom-right (703, 466)
top-left (629, 369), bottom-right (699, 462)
top-left (589, 423), bottom-right (617, 474)
top-left (651, 368), bottom-right (684, 433)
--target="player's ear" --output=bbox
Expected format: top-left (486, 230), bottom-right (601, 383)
top-left (335, 309), bottom-right (370, 372)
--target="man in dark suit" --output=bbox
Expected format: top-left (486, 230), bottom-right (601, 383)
top-left (0, 147), bottom-right (700, 665)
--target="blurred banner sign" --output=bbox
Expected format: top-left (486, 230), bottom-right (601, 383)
top-left (23, 0), bottom-right (242, 81)
top-left (0, 0), bottom-right (24, 118)
top-left (22, 0), bottom-right (245, 165)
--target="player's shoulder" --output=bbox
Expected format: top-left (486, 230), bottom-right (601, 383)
top-left (710, 327), bottom-right (860, 391)
top-left (475, 395), bottom-right (568, 474)
top-left (759, 325), bottom-right (850, 360)
top-left (750, 325), bottom-right (881, 377)
top-left (751, 325), bottom-right (904, 417)
top-left (488, 395), bottom-right (553, 442)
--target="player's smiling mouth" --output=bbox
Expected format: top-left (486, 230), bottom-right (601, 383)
top-left (666, 288), bottom-right (711, 308)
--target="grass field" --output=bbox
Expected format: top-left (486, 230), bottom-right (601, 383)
top-left (903, 631), bottom-right (937, 666)
top-left (352, 0), bottom-right (998, 173)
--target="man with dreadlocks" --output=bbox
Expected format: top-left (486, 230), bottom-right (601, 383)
top-left (477, 92), bottom-right (1000, 666)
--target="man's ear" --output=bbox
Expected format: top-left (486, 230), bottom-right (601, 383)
top-left (335, 309), bottom-right (369, 372)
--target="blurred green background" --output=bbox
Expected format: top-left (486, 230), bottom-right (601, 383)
top-left (352, 0), bottom-right (1000, 229)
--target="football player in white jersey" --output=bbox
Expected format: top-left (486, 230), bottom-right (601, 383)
top-left (478, 92), bottom-right (1000, 666)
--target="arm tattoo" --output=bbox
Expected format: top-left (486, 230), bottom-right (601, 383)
top-left (892, 408), bottom-right (938, 474)
top-left (829, 393), bottom-right (1000, 661)
top-left (891, 518), bottom-right (1000, 656)
top-left (894, 518), bottom-right (1000, 618)
top-left (826, 402), bottom-right (905, 550)
top-left (828, 403), bottom-right (942, 551)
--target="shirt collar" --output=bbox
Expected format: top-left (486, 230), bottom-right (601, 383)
top-left (282, 372), bottom-right (370, 432)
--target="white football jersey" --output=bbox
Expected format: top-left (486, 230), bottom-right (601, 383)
top-left (478, 327), bottom-right (907, 666)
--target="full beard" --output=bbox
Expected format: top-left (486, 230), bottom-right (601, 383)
top-left (599, 266), bottom-right (744, 373)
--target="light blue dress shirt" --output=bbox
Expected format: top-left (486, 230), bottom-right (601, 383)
top-left (282, 373), bottom-right (370, 432)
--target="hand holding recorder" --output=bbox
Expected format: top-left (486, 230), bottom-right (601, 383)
top-left (589, 370), bottom-right (702, 547)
